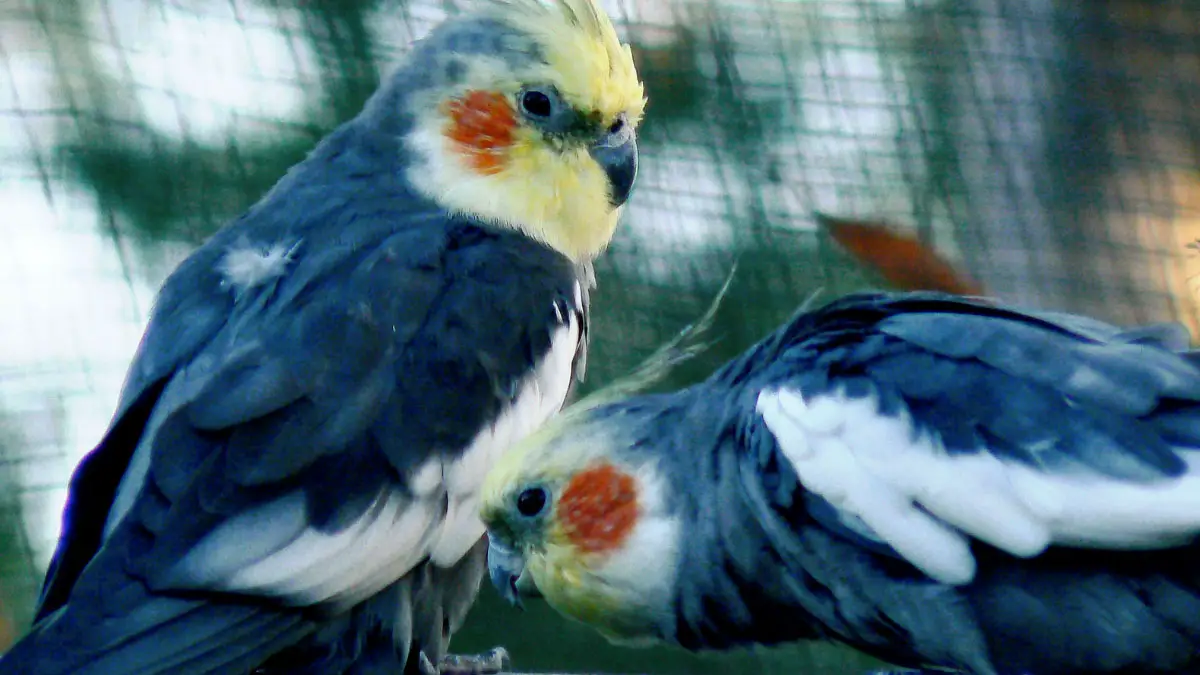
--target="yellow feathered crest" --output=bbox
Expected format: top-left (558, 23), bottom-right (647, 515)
top-left (481, 0), bottom-right (646, 123)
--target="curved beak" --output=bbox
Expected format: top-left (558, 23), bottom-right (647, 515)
top-left (589, 135), bottom-right (638, 208)
top-left (487, 532), bottom-right (540, 609)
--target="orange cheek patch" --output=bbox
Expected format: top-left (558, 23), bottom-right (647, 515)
top-left (558, 464), bottom-right (639, 555)
top-left (443, 90), bottom-right (519, 175)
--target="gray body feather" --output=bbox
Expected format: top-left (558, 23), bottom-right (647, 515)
top-left (1, 17), bottom-right (592, 675)
top-left (606, 292), bottom-right (1200, 674)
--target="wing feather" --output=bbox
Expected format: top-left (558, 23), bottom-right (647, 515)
top-left (754, 293), bottom-right (1200, 585)
top-left (17, 213), bottom-right (587, 674)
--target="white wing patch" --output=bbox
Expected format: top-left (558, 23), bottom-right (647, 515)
top-left (429, 306), bottom-right (582, 565)
top-left (166, 293), bottom-right (582, 607)
top-left (756, 386), bottom-right (1200, 586)
top-left (173, 486), bottom-right (442, 610)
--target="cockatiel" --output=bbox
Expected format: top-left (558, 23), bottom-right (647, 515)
top-left (483, 291), bottom-right (1200, 675)
top-left (1, 1), bottom-right (644, 673)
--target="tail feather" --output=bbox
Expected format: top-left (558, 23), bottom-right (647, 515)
top-left (0, 592), bottom-right (312, 675)
top-left (167, 614), bottom-right (313, 675)
top-left (139, 603), bottom-right (310, 674)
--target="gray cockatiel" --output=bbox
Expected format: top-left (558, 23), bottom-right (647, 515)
top-left (482, 291), bottom-right (1200, 675)
top-left (1, 1), bottom-right (645, 673)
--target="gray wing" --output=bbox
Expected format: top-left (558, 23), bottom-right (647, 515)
top-left (753, 292), bottom-right (1200, 585)
top-left (29, 142), bottom-right (420, 624)
top-left (29, 241), bottom-right (236, 623)
top-left (7, 216), bottom-right (584, 675)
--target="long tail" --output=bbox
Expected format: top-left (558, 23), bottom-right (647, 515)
top-left (0, 592), bottom-right (311, 675)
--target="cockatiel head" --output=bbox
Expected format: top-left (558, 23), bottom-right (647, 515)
top-left (481, 289), bottom-right (1200, 675)
top-left (372, 0), bottom-right (646, 263)
top-left (479, 402), bottom-right (686, 644)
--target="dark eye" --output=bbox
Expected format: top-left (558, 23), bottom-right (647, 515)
top-left (520, 89), bottom-right (553, 118)
top-left (607, 116), bottom-right (625, 135)
top-left (516, 486), bottom-right (548, 517)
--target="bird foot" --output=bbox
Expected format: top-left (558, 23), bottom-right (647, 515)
top-left (419, 647), bottom-right (511, 675)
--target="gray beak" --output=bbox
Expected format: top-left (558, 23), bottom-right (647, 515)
top-left (487, 532), bottom-right (538, 609)
top-left (589, 135), bottom-right (638, 208)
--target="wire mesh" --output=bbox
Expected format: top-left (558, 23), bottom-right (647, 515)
top-left (1, 0), bottom-right (1199, 671)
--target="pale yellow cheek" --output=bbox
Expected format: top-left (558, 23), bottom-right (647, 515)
top-left (407, 107), bottom-right (625, 263)
top-left (531, 555), bottom-right (614, 623)
top-left (504, 142), bottom-right (582, 221)
top-left (497, 139), bottom-right (620, 260)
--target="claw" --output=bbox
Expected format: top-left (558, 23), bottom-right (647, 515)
top-left (421, 647), bottom-right (511, 675)
top-left (419, 652), bottom-right (439, 675)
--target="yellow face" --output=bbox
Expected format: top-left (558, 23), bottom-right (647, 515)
top-left (405, 0), bottom-right (646, 263)
top-left (481, 423), bottom-right (680, 645)
top-left (528, 541), bottom-right (649, 643)
top-left (485, 458), bottom-right (661, 642)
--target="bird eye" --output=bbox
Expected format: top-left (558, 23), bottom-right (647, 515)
top-left (520, 89), bottom-right (553, 118)
top-left (516, 486), bottom-right (549, 517)
top-left (607, 116), bottom-right (625, 135)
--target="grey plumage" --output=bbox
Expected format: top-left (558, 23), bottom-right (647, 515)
top-left (564, 291), bottom-right (1200, 674)
top-left (2, 14), bottom-right (596, 675)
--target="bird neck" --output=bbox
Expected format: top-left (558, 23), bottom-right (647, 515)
top-left (665, 422), bottom-right (828, 651)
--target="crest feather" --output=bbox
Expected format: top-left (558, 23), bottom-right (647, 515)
top-left (487, 0), bottom-right (617, 46)
top-left (531, 264), bottom-right (737, 444)
top-left (479, 0), bottom-right (645, 123)
top-left (578, 264), bottom-right (736, 409)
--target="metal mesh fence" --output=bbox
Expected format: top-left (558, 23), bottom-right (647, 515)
top-left (2, 0), bottom-right (1199, 671)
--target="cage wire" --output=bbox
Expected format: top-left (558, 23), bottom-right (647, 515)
top-left (1, 0), bottom-right (1199, 671)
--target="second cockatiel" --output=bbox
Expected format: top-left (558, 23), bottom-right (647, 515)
top-left (483, 291), bottom-right (1200, 675)
top-left (1, 1), bottom-right (644, 673)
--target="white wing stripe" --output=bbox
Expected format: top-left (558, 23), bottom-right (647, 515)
top-left (757, 391), bottom-right (977, 585)
top-left (175, 307), bottom-right (582, 606)
top-left (757, 386), bottom-right (1200, 586)
top-left (428, 314), bottom-right (581, 565)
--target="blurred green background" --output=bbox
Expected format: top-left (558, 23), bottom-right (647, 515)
top-left (2, 0), bottom-right (1200, 672)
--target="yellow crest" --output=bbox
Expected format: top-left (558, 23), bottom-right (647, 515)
top-left (483, 0), bottom-right (646, 124)
top-left (406, 0), bottom-right (648, 263)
